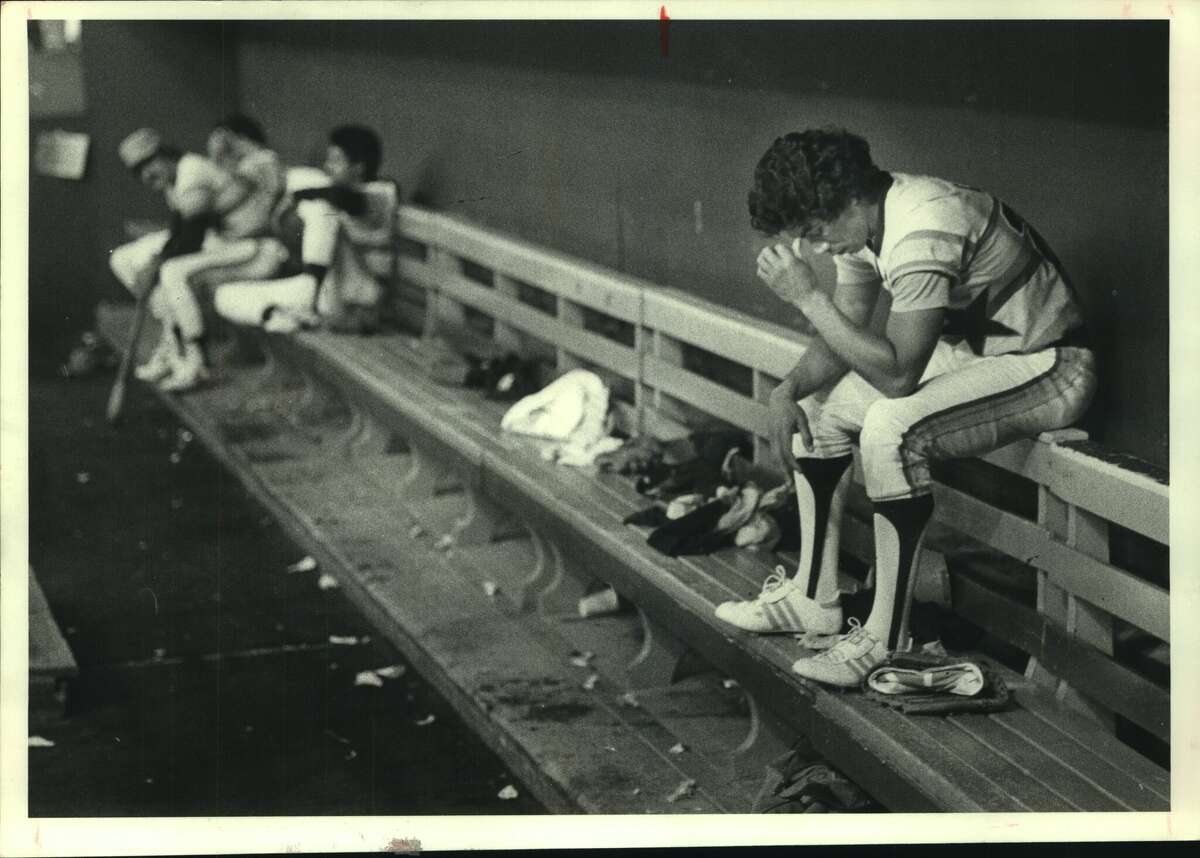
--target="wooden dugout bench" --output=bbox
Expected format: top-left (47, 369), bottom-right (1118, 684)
top-left (103, 202), bottom-right (1171, 812)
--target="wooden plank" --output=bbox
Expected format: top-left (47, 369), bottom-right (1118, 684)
top-left (137, 289), bottom-right (1170, 812)
top-left (408, 210), bottom-right (645, 322)
top-left (643, 289), bottom-right (806, 381)
top-left (830, 696), bottom-right (1056, 811)
top-left (401, 206), bottom-right (1167, 546)
top-left (950, 569), bottom-right (1170, 740)
top-left (1007, 687), bottom-right (1171, 804)
top-left (978, 439), bottom-right (1168, 545)
top-left (932, 482), bottom-right (1169, 642)
top-left (556, 298), bottom-right (586, 372)
top-left (492, 274), bottom-right (526, 354)
top-left (804, 695), bottom-right (1001, 812)
top-left (1067, 505), bottom-right (1118, 652)
top-left (304, 316), bottom-right (1167, 812)
top-left (401, 261), bottom-right (641, 380)
top-left (642, 356), bottom-right (766, 435)
top-left (988, 708), bottom-right (1169, 810)
top-left (947, 714), bottom-right (1127, 810)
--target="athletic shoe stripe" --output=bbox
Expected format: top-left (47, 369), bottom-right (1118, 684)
top-left (779, 598), bottom-right (801, 630)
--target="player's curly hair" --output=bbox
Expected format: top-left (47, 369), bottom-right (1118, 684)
top-left (748, 128), bottom-right (890, 235)
top-left (330, 124), bottom-right (382, 181)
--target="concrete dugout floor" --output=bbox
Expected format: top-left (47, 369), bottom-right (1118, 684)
top-left (26, 358), bottom-right (544, 816)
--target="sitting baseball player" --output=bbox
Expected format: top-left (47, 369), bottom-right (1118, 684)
top-left (109, 120), bottom-right (287, 391)
top-left (714, 128), bottom-right (1097, 687)
top-left (213, 124), bottom-right (396, 335)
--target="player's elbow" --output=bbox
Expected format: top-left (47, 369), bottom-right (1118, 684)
top-left (880, 372), bottom-right (921, 399)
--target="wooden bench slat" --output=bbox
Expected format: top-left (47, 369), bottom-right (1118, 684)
top-left (950, 568), bottom-right (1170, 740)
top-left (860, 699), bottom-right (1071, 811)
top-left (932, 482), bottom-right (1169, 642)
top-left (408, 210), bottom-right (646, 322)
top-left (400, 262), bottom-right (641, 378)
top-left (643, 289), bottom-right (807, 381)
top-left (1008, 686), bottom-right (1171, 803)
top-left (946, 713), bottom-right (1130, 810)
top-left (642, 357), bottom-right (766, 435)
top-left (101, 299), bottom-right (1172, 812)
top-left (398, 205), bottom-right (1169, 552)
top-left (979, 439), bottom-right (1169, 545)
top-left (804, 694), bottom-right (1002, 812)
top-left (988, 708), bottom-right (1169, 810)
top-left (482, 410), bottom-right (1151, 812)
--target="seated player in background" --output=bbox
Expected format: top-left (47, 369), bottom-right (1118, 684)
top-left (714, 127), bottom-right (1096, 686)
top-left (109, 120), bottom-right (287, 392)
top-left (214, 124), bottom-right (397, 335)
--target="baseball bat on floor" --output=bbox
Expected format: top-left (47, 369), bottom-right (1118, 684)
top-left (105, 278), bottom-right (155, 425)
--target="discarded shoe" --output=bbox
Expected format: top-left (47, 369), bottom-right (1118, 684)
top-left (158, 356), bottom-right (209, 393)
top-left (134, 338), bottom-right (175, 382)
top-left (714, 567), bottom-right (842, 635)
top-left (791, 619), bottom-right (887, 687)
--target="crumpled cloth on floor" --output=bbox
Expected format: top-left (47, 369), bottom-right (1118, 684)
top-left (862, 651), bottom-right (1011, 714)
top-left (501, 369), bottom-right (610, 448)
top-left (753, 740), bottom-right (878, 814)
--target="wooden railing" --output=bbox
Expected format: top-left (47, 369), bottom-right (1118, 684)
top-left (389, 204), bottom-right (1170, 743)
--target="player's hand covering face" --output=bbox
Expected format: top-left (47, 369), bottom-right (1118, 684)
top-left (757, 240), bottom-right (819, 306)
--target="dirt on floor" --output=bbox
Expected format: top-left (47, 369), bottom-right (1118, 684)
top-left (27, 360), bottom-right (545, 816)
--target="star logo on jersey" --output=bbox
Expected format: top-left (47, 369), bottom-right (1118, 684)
top-left (941, 289), bottom-right (1018, 355)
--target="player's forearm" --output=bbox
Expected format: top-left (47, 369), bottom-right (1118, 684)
top-left (799, 291), bottom-right (908, 395)
top-left (774, 335), bottom-right (849, 402)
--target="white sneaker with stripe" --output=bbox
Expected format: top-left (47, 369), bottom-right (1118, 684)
top-left (791, 618), bottom-right (888, 687)
top-left (714, 566), bottom-right (842, 635)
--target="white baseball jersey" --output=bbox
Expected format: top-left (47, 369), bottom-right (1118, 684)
top-left (166, 153), bottom-right (233, 215)
top-left (834, 173), bottom-right (1085, 355)
top-left (221, 148), bottom-right (285, 239)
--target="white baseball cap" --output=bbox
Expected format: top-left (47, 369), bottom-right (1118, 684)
top-left (118, 127), bottom-right (162, 171)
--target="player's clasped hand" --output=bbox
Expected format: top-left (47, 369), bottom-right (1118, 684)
top-left (767, 381), bottom-right (813, 473)
top-left (756, 240), bottom-right (818, 307)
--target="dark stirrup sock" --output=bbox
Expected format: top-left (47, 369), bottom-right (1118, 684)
top-left (794, 455), bottom-right (853, 600)
top-left (303, 264), bottom-right (329, 314)
top-left (869, 494), bottom-right (935, 651)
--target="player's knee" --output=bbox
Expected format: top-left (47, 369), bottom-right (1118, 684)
top-left (214, 285), bottom-right (261, 326)
top-left (213, 285), bottom-right (246, 324)
top-left (860, 398), bottom-right (909, 454)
